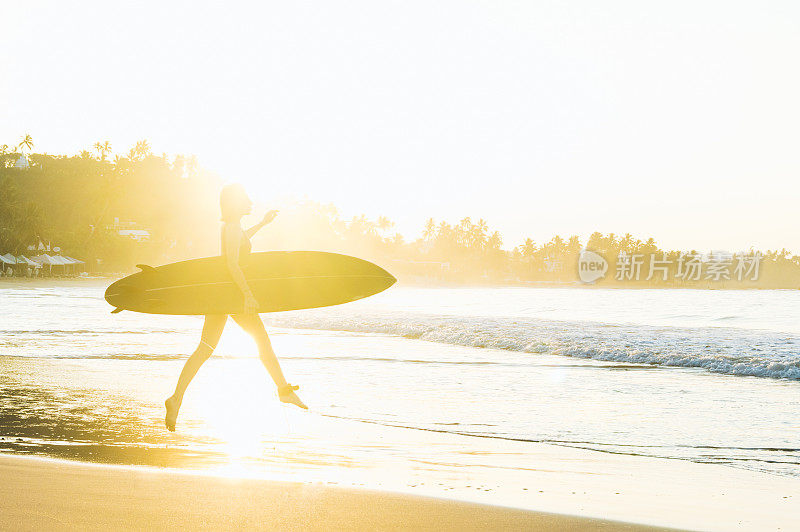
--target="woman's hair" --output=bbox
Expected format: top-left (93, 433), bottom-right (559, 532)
top-left (220, 183), bottom-right (250, 222)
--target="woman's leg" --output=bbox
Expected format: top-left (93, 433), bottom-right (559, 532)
top-left (165, 314), bottom-right (228, 430)
top-left (231, 313), bottom-right (307, 409)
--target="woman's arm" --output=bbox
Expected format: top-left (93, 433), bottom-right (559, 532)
top-left (224, 224), bottom-right (258, 313)
top-left (244, 209), bottom-right (279, 240)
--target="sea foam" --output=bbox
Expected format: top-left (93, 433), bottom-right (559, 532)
top-left (272, 310), bottom-right (800, 381)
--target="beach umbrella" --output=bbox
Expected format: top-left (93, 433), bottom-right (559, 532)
top-left (16, 255), bottom-right (40, 268)
top-left (62, 255), bottom-right (85, 274)
top-left (0, 254), bottom-right (15, 275)
top-left (51, 255), bottom-right (76, 275)
top-left (45, 255), bottom-right (66, 266)
top-left (32, 254), bottom-right (59, 275)
top-left (13, 255), bottom-right (41, 276)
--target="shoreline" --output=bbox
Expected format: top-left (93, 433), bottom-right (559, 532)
top-left (0, 453), bottom-right (669, 531)
top-left (0, 276), bottom-right (114, 287)
top-left (2, 403), bottom-right (799, 531)
top-left (0, 275), bottom-right (797, 291)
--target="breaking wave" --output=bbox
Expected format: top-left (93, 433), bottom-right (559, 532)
top-left (272, 311), bottom-right (800, 380)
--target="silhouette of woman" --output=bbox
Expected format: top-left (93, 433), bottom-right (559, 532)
top-left (165, 183), bottom-right (306, 431)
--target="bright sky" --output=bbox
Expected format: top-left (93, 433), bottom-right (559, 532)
top-left (2, 1), bottom-right (798, 251)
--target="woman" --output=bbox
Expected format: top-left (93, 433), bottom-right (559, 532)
top-left (165, 184), bottom-right (306, 431)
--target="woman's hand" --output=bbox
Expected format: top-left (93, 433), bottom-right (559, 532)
top-left (261, 209), bottom-right (279, 226)
top-left (243, 292), bottom-right (259, 314)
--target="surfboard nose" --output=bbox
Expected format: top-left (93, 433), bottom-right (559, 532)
top-left (370, 262), bottom-right (397, 289)
top-left (104, 281), bottom-right (140, 310)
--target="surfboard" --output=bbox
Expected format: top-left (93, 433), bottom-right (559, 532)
top-left (104, 251), bottom-right (396, 315)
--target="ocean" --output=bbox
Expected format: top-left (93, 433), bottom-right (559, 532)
top-left (1, 283), bottom-right (799, 485)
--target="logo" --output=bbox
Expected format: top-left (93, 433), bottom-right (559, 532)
top-left (578, 250), bottom-right (608, 284)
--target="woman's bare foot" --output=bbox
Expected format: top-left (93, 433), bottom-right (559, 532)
top-left (165, 395), bottom-right (181, 431)
top-left (278, 384), bottom-right (308, 410)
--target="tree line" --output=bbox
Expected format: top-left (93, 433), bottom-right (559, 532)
top-left (1, 137), bottom-right (220, 270)
top-left (2, 136), bottom-right (799, 287)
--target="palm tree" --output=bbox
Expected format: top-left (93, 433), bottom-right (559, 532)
top-left (423, 218), bottom-right (436, 240)
top-left (521, 238), bottom-right (536, 259)
top-left (355, 214), bottom-right (378, 236)
top-left (487, 231), bottom-right (502, 250)
top-left (376, 216), bottom-right (393, 235)
top-left (134, 139), bottom-right (151, 160)
top-left (18, 134), bottom-right (34, 153)
top-left (567, 235), bottom-right (581, 254)
top-left (125, 140), bottom-right (151, 162)
top-left (549, 235), bottom-right (565, 255)
top-left (471, 219), bottom-right (488, 250)
top-left (620, 233), bottom-right (635, 253)
top-left (93, 141), bottom-right (112, 161)
top-left (375, 216), bottom-right (394, 240)
top-left (641, 237), bottom-right (658, 255)
top-left (456, 217), bottom-right (472, 248)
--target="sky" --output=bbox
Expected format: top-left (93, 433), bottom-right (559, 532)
top-left (2, 1), bottom-right (799, 252)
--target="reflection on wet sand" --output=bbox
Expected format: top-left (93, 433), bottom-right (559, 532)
top-left (0, 382), bottom-right (225, 469)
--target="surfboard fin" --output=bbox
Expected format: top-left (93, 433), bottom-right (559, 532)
top-left (111, 307), bottom-right (123, 314)
top-left (136, 264), bottom-right (156, 273)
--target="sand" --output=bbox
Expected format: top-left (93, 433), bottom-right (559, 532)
top-left (0, 277), bottom-right (113, 287)
top-left (0, 455), bottom-right (670, 531)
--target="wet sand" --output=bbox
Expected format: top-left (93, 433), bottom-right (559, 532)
top-left (0, 455), bottom-right (666, 531)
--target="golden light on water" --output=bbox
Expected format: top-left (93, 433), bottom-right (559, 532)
top-left (175, 327), bottom-right (316, 472)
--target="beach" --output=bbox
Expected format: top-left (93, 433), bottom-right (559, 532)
top-left (1, 428), bottom-right (797, 531)
top-left (0, 455), bottom-right (668, 531)
top-left (2, 283), bottom-right (800, 530)
top-left (0, 276), bottom-right (112, 288)
top-left (5, 2), bottom-right (800, 528)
